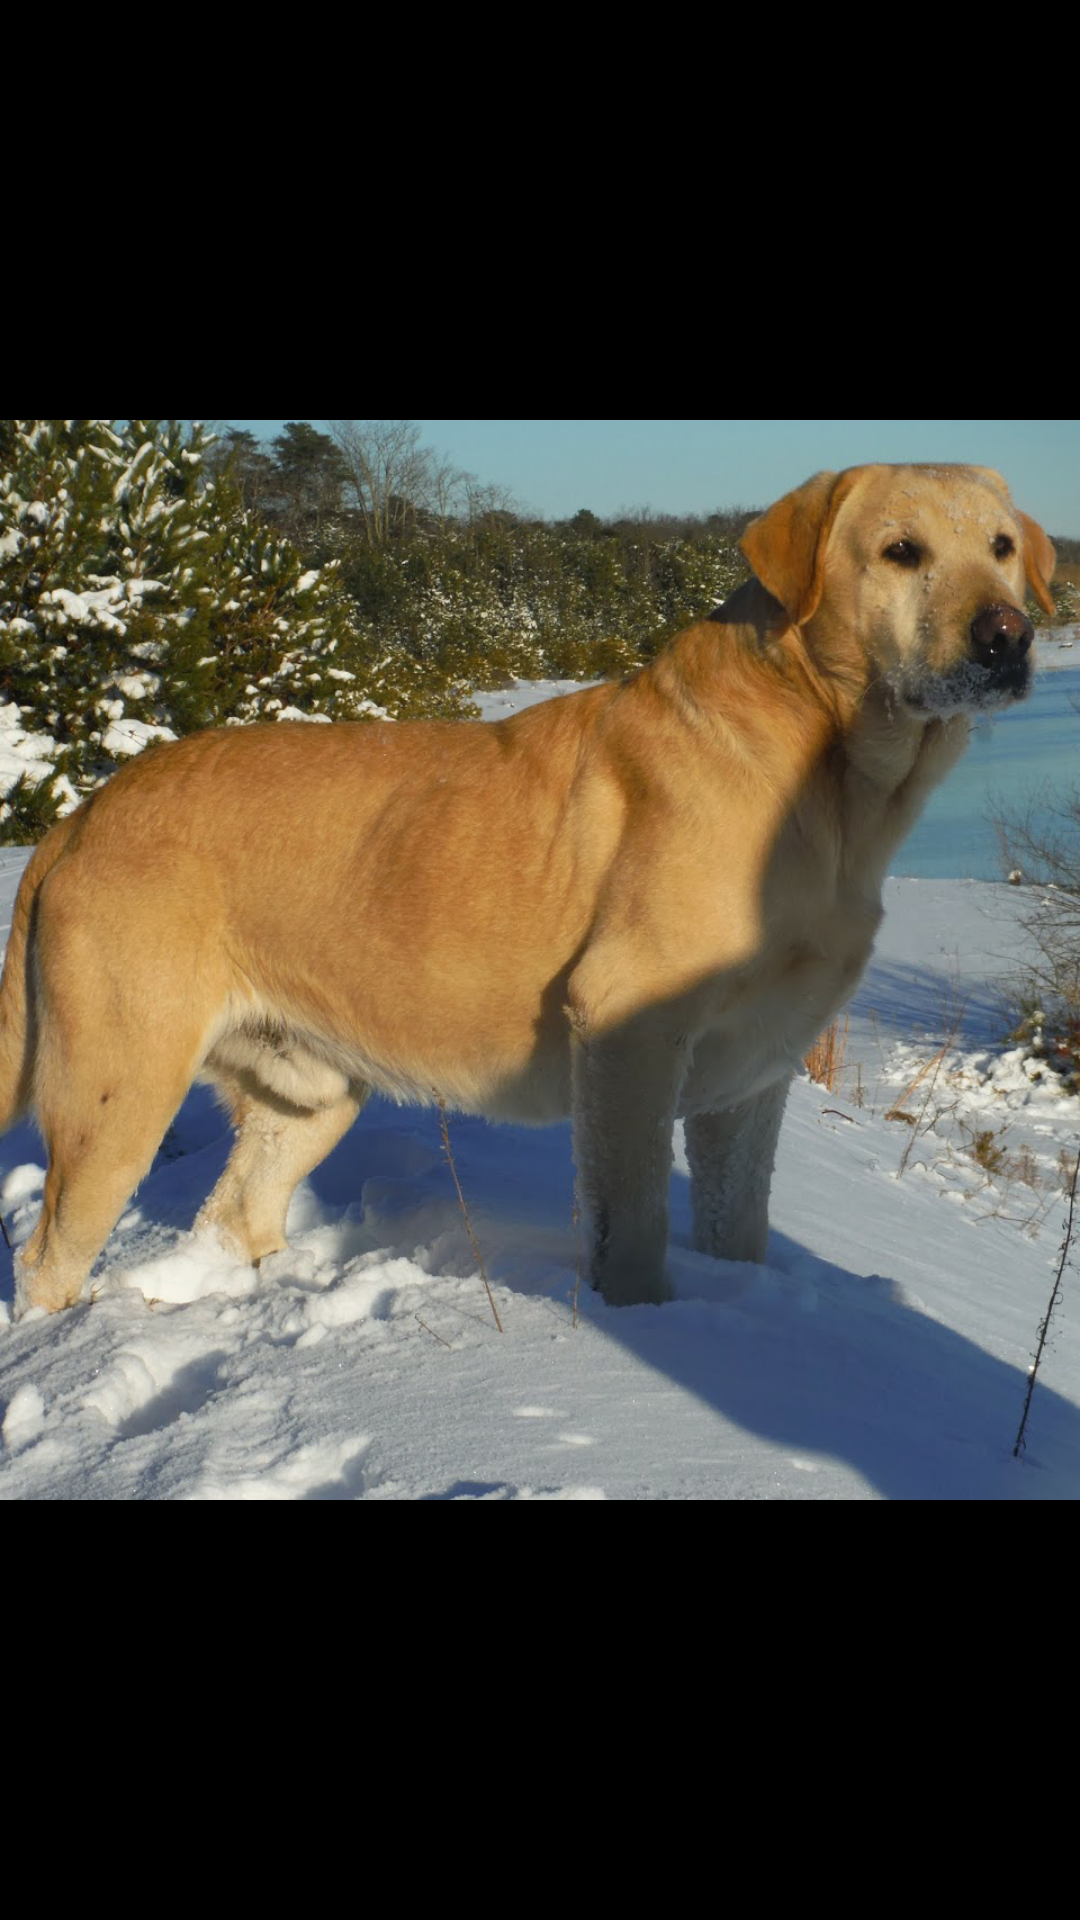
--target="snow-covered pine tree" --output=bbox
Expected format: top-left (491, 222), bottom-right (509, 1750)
top-left (0, 420), bottom-right (401, 842)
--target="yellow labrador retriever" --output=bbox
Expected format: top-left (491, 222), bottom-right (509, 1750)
top-left (0, 464), bottom-right (1055, 1315)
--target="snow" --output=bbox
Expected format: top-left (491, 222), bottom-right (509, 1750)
top-left (0, 702), bottom-right (80, 815)
top-left (471, 678), bottom-right (597, 719)
top-left (38, 587), bottom-right (126, 634)
top-left (100, 718), bottom-right (177, 758)
top-left (120, 578), bottom-right (166, 600)
top-left (1, 836), bottom-right (1078, 1500)
top-left (110, 673), bottom-right (162, 700)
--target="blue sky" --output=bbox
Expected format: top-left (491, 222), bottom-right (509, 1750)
top-left (225, 420), bottom-right (1080, 534)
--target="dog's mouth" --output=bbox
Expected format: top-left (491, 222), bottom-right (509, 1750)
top-left (897, 654), bottom-right (1033, 717)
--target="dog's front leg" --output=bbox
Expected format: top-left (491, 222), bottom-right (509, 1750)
top-left (570, 1015), bottom-right (688, 1306)
top-left (683, 1074), bottom-right (791, 1265)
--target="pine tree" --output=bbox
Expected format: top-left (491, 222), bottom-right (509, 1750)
top-left (270, 422), bottom-right (350, 551)
top-left (0, 420), bottom-right (405, 842)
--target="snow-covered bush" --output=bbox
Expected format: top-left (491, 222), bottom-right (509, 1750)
top-left (996, 798), bottom-right (1080, 1099)
top-left (0, 421), bottom-right (409, 841)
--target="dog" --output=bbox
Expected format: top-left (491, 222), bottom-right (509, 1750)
top-left (0, 464), bottom-right (1055, 1316)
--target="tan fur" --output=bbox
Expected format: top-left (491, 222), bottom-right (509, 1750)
top-left (0, 464), bottom-right (1055, 1314)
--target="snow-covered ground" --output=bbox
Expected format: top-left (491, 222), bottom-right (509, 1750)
top-left (1, 837), bottom-right (1078, 1500)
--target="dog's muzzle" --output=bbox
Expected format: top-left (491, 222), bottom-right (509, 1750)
top-left (969, 602), bottom-right (1033, 697)
top-left (898, 598), bottom-right (1035, 714)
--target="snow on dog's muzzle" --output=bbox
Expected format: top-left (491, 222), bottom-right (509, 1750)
top-left (899, 600), bottom-right (1035, 715)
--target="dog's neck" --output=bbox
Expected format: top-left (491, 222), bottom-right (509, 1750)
top-left (758, 582), bottom-right (973, 803)
top-left (843, 677), bottom-right (970, 804)
top-left (702, 578), bottom-right (972, 852)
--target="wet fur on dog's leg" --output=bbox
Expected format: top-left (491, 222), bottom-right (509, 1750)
top-left (685, 1076), bottom-right (791, 1265)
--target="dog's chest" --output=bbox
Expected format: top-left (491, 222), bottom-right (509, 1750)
top-left (678, 901), bottom-right (879, 1115)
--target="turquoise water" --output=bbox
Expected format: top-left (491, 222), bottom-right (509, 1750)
top-left (892, 667), bottom-right (1080, 880)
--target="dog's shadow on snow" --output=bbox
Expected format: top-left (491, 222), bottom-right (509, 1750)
top-left (611, 1221), bottom-right (1078, 1499)
top-left (295, 1098), bottom-right (1080, 1501)
top-left (325, 1100), bottom-right (1080, 1500)
top-left (852, 958), bottom-right (1017, 1049)
top-left (2, 1090), bottom-right (1076, 1500)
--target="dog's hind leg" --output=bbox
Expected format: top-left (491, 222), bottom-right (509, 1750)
top-left (196, 1084), bottom-right (366, 1266)
top-left (15, 1057), bottom-right (205, 1316)
top-left (13, 851), bottom-right (235, 1315)
top-left (683, 1074), bottom-right (791, 1265)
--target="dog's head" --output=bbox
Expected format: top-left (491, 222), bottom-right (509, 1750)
top-left (740, 464), bottom-right (1056, 715)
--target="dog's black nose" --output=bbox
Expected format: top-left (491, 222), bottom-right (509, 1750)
top-left (970, 603), bottom-right (1034, 671)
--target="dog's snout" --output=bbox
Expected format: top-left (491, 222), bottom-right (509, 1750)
top-left (969, 603), bottom-right (1034, 670)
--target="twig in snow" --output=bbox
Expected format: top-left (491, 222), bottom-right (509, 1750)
top-left (437, 1096), bottom-right (503, 1333)
top-left (1014, 1147), bottom-right (1080, 1458)
top-left (571, 1196), bottom-right (581, 1329)
top-left (415, 1315), bottom-right (454, 1350)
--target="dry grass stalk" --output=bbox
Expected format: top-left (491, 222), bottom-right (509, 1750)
top-left (804, 1014), bottom-right (849, 1092)
top-left (437, 1096), bottom-right (503, 1333)
top-left (890, 1005), bottom-right (968, 1179)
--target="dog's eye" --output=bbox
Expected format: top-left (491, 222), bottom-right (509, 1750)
top-left (882, 540), bottom-right (922, 568)
top-left (993, 533), bottom-right (1015, 559)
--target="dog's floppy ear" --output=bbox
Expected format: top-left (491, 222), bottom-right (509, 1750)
top-left (740, 469), bottom-right (861, 625)
top-left (1016, 509), bottom-right (1056, 618)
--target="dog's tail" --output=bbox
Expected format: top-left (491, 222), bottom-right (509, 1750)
top-left (0, 815), bottom-right (79, 1133)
